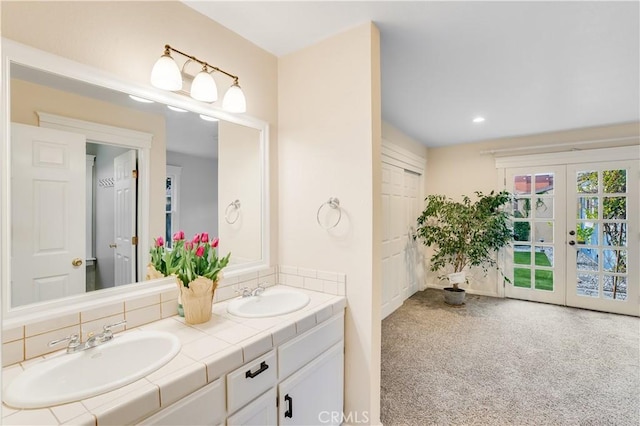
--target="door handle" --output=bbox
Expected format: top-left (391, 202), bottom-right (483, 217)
top-left (569, 230), bottom-right (576, 236)
top-left (284, 394), bottom-right (293, 418)
top-left (72, 258), bottom-right (83, 267)
top-left (568, 240), bottom-right (576, 246)
top-left (109, 243), bottom-right (117, 248)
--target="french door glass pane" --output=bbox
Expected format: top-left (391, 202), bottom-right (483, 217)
top-left (577, 171), bottom-right (598, 193)
top-left (603, 169), bottom-right (626, 193)
top-left (534, 222), bottom-right (553, 243)
top-left (602, 223), bottom-right (626, 246)
top-left (535, 197), bottom-right (553, 218)
top-left (537, 247), bottom-right (554, 267)
top-left (535, 173), bottom-right (554, 194)
top-left (514, 245), bottom-right (531, 264)
top-left (513, 199), bottom-right (531, 218)
top-left (535, 269), bottom-right (553, 291)
top-left (577, 273), bottom-right (599, 297)
top-left (577, 197), bottom-right (598, 219)
top-left (514, 222), bottom-right (531, 242)
top-left (603, 197), bottom-right (626, 219)
top-left (514, 175), bottom-right (532, 195)
top-left (603, 250), bottom-right (627, 273)
top-left (577, 247), bottom-right (598, 272)
top-left (577, 223), bottom-right (598, 245)
top-left (603, 275), bottom-right (627, 301)
top-left (514, 267), bottom-right (531, 288)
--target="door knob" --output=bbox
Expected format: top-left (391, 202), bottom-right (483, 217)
top-left (109, 243), bottom-right (117, 248)
top-left (569, 230), bottom-right (576, 236)
top-left (72, 258), bottom-right (83, 267)
top-left (568, 241), bottom-right (576, 246)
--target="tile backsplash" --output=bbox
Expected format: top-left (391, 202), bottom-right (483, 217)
top-left (2, 265), bottom-right (346, 367)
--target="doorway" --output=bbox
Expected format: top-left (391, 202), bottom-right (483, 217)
top-left (504, 156), bottom-right (638, 316)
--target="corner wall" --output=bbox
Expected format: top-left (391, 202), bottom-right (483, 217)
top-left (278, 23), bottom-right (383, 424)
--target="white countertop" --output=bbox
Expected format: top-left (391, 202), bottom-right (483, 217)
top-left (1, 286), bottom-right (346, 426)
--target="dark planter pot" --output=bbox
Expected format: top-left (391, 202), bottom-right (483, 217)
top-left (443, 287), bottom-right (466, 305)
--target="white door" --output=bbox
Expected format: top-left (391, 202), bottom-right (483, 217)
top-left (113, 150), bottom-right (137, 286)
top-left (227, 388), bottom-right (277, 426)
top-left (11, 123), bottom-right (86, 306)
top-left (566, 161), bottom-right (639, 316)
top-left (505, 161), bottom-right (638, 316)
top-left (278, 342), bottom-right (344, 426)
top-left (381, 163), bottom-right (422, 319)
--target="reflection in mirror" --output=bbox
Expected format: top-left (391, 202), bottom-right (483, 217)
top-left (7, 61), bottom-right (265, 311)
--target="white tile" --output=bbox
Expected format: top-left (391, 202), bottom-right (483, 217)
top-left (146, 354), bottom-right (196, 382)
top-left (2, 363), bottom-right (24, 386)
top-left (2, 402), bottom-right (20, 419)
top-left (25, 313), bottom-right (79, 337)
top-left (80, 302), bottom-right (124, 323)
top-left (316, 304), bottom-right (333, 324)
top-left (51, 401), bottom-right (88, 424)
top-left (181, 335), bottom-right (230, 361)
top-left (91, 382), bottom-right (159, 426)
top-left (1, 407), bottom-right (58, 425)
top-left (2, 340), bottom-right (24, 367)
top-left (323, 281), bottom-right (339, 295)
top-left (287, 275), bottom-right (303, 288)
top-left (337, 273), bottom-right (347, 283)
top-left (258, 266), bottom-right (276, 277)
top-left (161, 300), bottom-right (179, 319)
top-left (190, 315), bottom-right (235, 335)
top-left (279, 265), bottom-right (297, 275)
top-left (236, 271), bottom-right (258, 282)
top-left (338, 281), bottom-right (346, 296)
top-left (160, 288), bottom-right (179, 302)
top-left (125, 305), bottom-right (161, 329)
top-left (317, 270), bottom-right (338, 281)
top-left (277, 273), bottom-right (288, 285)
top-left (2, 326), bottom-right (24, 343)
top-left (124, 294), bottom-right (161, 311)
top-left (332, 298), bottom-right (347, 313)
top-left (25, 325), bottom-right (80, 359)
top-left (81, 378), bottom-right (149, 411)
top-left (61, 413), bottom-right (96, 426)
top-left (304, 277), bottom-right (323, 292)
top-left (139, 318), bottom-right (207, 345)
top-left (241, 316), bottom-right (283, 331)
top-left (80, 313), bottom-right (125, 341)
top-left (218, 275), bottom-right (239, 286)
top-left (270, 322), bottom-right (297, 346)
top-left (215, 323), bottom-right (259, 345)
top-left (151, 363), bottom-right (207, 407)
top-left (296, 314), bottom-right (317, 335)
top-left (202, 345), bottom-right (243, 382)
top-left (298, 267), bottom-right (317, 278)
top-left (215, 285), bottom-right (237, 302)
top-left (261, 274), bottom-right (276, 287)
top-left (242, 332), bottom-right (273, 361)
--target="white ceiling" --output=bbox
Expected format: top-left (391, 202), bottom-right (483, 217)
top-left (184, 1), bottom-right (640, 147)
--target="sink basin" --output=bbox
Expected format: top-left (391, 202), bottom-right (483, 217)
top-left (3, 330), bottom-right (180, 408)
top-left (227, 287), bottom-right (311, 318)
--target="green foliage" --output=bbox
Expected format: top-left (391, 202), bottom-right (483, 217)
top-left (415, 191), bottom-right (513, 279)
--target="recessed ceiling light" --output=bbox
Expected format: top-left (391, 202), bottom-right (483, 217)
top-left (129, 95), bottom-right (154, 103)
top-left (473, 116), bottom-right (485, 123)
top-left (167, 105), bottom-right (187, 112)
top-left (199, 114), bottom-right (219, 122)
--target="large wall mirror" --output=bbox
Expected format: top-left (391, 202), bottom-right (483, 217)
top-left (1, 39), bottom-right (269, 320)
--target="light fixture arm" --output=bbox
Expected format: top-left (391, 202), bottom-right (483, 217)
top-left (164, 44), bottom-right (239, 84)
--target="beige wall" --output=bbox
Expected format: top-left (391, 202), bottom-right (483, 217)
top-left (425, 122), bottom-right (640, 295)
top-left (1, 0), bottom-right (279, 263)
top-left (278, 23), bottom-right (382, 424)
top-left (382, 120), bottom-right (428, 160)
top-left (218, 121), bottom-right (262, 264)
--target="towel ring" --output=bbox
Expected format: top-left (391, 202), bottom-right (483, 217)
top-left (225, 200), bottom-right (241, 224)
top-left (317, 197), bottom-right (341, 230)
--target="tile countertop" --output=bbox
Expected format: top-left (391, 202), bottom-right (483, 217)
top-left (1, 286), bottom-right (346, 426)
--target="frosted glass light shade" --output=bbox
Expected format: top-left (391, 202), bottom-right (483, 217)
top-left (150, 54), bottom-right (182, 91)
top-left (190, 70), bottom-right (218, 102)
top-left (222, 84), bottom-right (247, 113)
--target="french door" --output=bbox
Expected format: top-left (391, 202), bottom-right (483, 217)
top-left (505, 160), bottom-right (638, 316)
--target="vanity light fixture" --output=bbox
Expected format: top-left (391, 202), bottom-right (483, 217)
top-left (472, 116), bottom-right (486, 123)
top-left (129, 95), bottom-right (154, 103)
top-left (150, 44), bottom-right (247, 113)
top-left (167, 105), bottom-right (188, 112)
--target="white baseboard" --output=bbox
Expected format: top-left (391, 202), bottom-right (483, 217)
top-left (425, 283), bottom-right (501, 298)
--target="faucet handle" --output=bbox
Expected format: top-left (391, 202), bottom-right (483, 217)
top-left (48, 333), bottom-right (80, 348)
top-left (235, 287), bottom-right (253, 298)
top-left (102, 320), bottom-right (126, 334)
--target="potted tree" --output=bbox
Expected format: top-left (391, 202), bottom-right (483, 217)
top-left (415, 191), bottom-right (512, 305)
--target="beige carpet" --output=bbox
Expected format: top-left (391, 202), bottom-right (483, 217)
top-left (381, 289), bottom-right (640, 426)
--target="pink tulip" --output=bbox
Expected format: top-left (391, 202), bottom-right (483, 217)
top-left (201, 232), bottom-right (209, 243)
top-left (173, 230), bottom-right (185, 241)
top-left (211, 237), bottom-right (219, 248)
top-left (155, 236), bottom-right (164, 247)
top-left (192, 233), bottom-right (201, 244)
top-left (185, 241), bottom-right (193, 250)
top-left (195, 245), bottom-right (205, 257)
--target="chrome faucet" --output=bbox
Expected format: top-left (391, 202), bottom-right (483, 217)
top-left (251, 283), bottom-right (266, 297)
top-left (48, 320), bottom-right (127, 354)
top-left (237, 287), bottom-right (253, 298)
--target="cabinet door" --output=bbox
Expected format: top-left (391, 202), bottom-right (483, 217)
top-left (227, 350), bottom-right (277, 414)
top-left (137, 378), bottom-right (225, 426)
top-left (227, 388), bottom-right (277, 426)
top-left (278, 341), bottom-right (344, 426)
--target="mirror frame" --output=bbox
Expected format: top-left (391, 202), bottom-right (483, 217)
top-left (1, 38), bottom-right (270, 324)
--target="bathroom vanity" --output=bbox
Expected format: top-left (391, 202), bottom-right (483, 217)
top-left (1, 287), bottom-right (346, 426)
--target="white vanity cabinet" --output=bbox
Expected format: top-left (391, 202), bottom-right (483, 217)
top-left (137, 378), bottom-right (226, 426)
top-left (227, 350), bottom-right (277, 414)
top-left (278, 342), bottom-right (344, 426)
top-left (227, 388), bottom-right (277, 425)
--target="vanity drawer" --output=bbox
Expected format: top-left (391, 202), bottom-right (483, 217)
top-left (278, 312), bottom-right (344, 380)
top-left (227, 350), bottom-right (277, 414)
